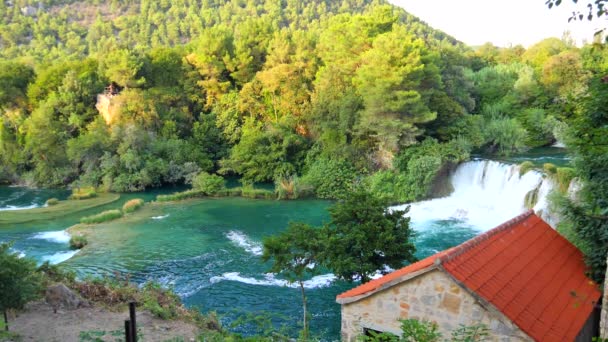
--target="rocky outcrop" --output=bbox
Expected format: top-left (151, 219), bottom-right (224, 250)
top-left (45, 284), bottom-right (89, 312)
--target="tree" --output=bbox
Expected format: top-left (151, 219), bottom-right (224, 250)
top-left (0, 243), bottom-right (43, 331)
top-left (321, 189), bottom-right (416, 284)
top-left (262, 222), bottom-right (322, 340)
top-left (546, 0), bottom-right (607, 22)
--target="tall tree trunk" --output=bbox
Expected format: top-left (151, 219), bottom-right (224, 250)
top-left (3, 309), bottom-right (8, 331)
top-left (299, 281), bottom-right (308, 340)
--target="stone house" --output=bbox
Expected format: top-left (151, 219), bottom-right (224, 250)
top-left (336, 210), bottom-right (601, 341)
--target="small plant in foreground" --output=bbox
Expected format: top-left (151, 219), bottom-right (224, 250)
top-left (45, 198), bottom-right (59, 206)
top-left (80, 209), bottom-right (123, 224)
top-left (69, 235), bottom-right (88, 249)
top-left (122, 198), bottom-right (144, 213)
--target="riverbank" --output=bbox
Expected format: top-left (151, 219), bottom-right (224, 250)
top-left (9, 300), bottom-right (200, 342)
top-left (0, 193), bottom-right (121, 225)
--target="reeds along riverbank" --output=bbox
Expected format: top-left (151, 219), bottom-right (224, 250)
top-left (0, 193), bottom-right (121, 225)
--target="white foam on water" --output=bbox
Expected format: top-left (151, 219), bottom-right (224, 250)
top-left (151, 214), bottom-right (170, 220)
top-left (41, 250), bottom-right (79, 264)
top-left (391, 160), bottom-right (555, 231)
top-left (0, 204), bottom-right (40, 211)
top-left (31, 230), bottom-right (71, 244)
top-left (226, 231), bottom-right (263, 256)
top-left (9, 248), bottom-right (26, 258)
top-left (210, 272), bottom-right (336, 289)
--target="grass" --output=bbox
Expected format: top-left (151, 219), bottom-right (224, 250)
top-left (156, 186), bottom-right (277, 202)
top-left (556, 167), bottom-right (576, 193)
top-left (122, 198), bottom-right (144, 213)
top-left (519, 161), bottom-right (535, 176)
top-left (69, 235), bottom-right (88, 249)
top-left (0, 193), bottom-right (121, 225)
top-left (241, 186), bottom-right (275, 199)
top-left (69, 187), bottom-right (98, 200)
top-left (80, 209), bottom-right (123, 224)
top-left (45, 198), bottom-right (59, 206)
top-left (156, 190), bottom-right (206, 202)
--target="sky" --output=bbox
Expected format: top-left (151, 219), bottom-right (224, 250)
top-left (388, 0), bottom-right (605, 47)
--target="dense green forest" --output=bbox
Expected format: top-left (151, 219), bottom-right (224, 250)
top-left (0, 0), bottom-right (607, 279)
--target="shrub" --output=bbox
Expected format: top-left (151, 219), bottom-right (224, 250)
top-left (80, 209), bottom-right (123, 224)
top-left (482, 116), bottom-right (527, 156)
top-left (69, 187), bottom-right (98, 200)
top-left (192, 172), bottom-right (226, 195)
top-left (556, 167), bottom-right (576, 193)
top-left (156, 190), bottom-right (206, 202)
top-left (399, 319), bottom-right (442, 342)
top-left (301, 158), bottom-right (358, 199)
top-left (543, 163), bottom-right (557, 175)
top-left (69, 235), bottom-right (88, 249)
top-left (45, 198), bottom-right (59, 206)
top-left (519, 161), bottom-right (535, 176)
top-left (241, 185), bottom-right (275, 199)
top-left (122, 198), bottom-right (144, 213)
top-left (274, 175), bottom-right (313, 200)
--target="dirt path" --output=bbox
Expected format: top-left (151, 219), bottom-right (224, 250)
top-left (9, 301), bottom-right (199, 342)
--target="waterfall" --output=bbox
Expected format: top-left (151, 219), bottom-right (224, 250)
top-left (391, 160), bottom-right (555, 231)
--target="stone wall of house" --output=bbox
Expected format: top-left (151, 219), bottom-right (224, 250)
top-left (340, 269), bottom-right (532, 342)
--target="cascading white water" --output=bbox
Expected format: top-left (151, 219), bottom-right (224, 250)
top-left (391, 160), bottom-right (555, 231)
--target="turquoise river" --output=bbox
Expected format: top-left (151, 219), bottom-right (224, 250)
top-left (0, 148), bottom-right (569, 340)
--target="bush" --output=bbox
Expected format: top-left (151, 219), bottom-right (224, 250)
top-left (122, 198), bottom-right (144, 213)
top-left (69, 187), bottom-right (98, 200)
top-left (156, 189), bottom-right (206, 202)
top-left (274, 175), bottom-right (314, 200)
top-left (192, 172), bottom-right (226, 195)
top-left (482, 116), bottom-right (527, 156)
top-left (69, 235), bottom-right (88, 249)
top-left (301, 158), bottom-right (358, 199)
top-left (519, 161), bottom-right (535, 176)
top-left (45, 198), bottom-right (59, 206)
top-left (241, 185), bottom-right (275, 199)
top-left (556, 167), bottom-right (576, 193)
top-left (543, 163), bottom-right (557, 175)
top-left (80, 209), bottom-right (123, 224)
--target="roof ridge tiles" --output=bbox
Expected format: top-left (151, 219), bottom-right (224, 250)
top-left (439, 209), bottom-right (535, 264)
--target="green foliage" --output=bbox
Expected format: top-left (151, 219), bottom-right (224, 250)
top-left (69, 187), bottom-right (98, 200)
top-left (543, 163), bottom-right (558, 175)
top-left (519, 161), bottom-right (535, 176)
top-left (482, 116), bottom-right (527, 156)
top-left (240, 185), bottom-right (276, 200)
top-left (191, 172), bottom-right (226, 195)
top-left (37, 262), bottom-right (76, 286)
top-left (122, 198), bottom-right (144, 214)
top-left (399, 319), bottom-right (442, 342)
top-left (450, 323), bottom-right (490, 342)
top-left (321, 189), bottom-right (416, 283)
top-left (80, 209), bottom-right (123, 224)
top-left (262, 222), bottom-right (322, 339)
top-left (69, 235), bottom-right (88, 250)
top-left (301, 158), bottom-right (358, 199)
top-left (552, 62), bottom-right (608, 284)
top-left (156, 190), bottom-right (206, 202)
top-left (556, 167), bottom-right (576, 193)
top-left (45, 198), bottom-right (59, 206)
top-left (373, 139), bottom-right (470, 203)
top-left (517, 108), bottom-right (558, 148)
top-left (0, 243), bottom-right (43, 331)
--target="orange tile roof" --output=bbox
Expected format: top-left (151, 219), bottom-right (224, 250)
top-left (336, 210), bottom-right (601, 341)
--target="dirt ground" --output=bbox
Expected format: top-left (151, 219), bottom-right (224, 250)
top-left (8, 301), bottom-right (199, 342)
